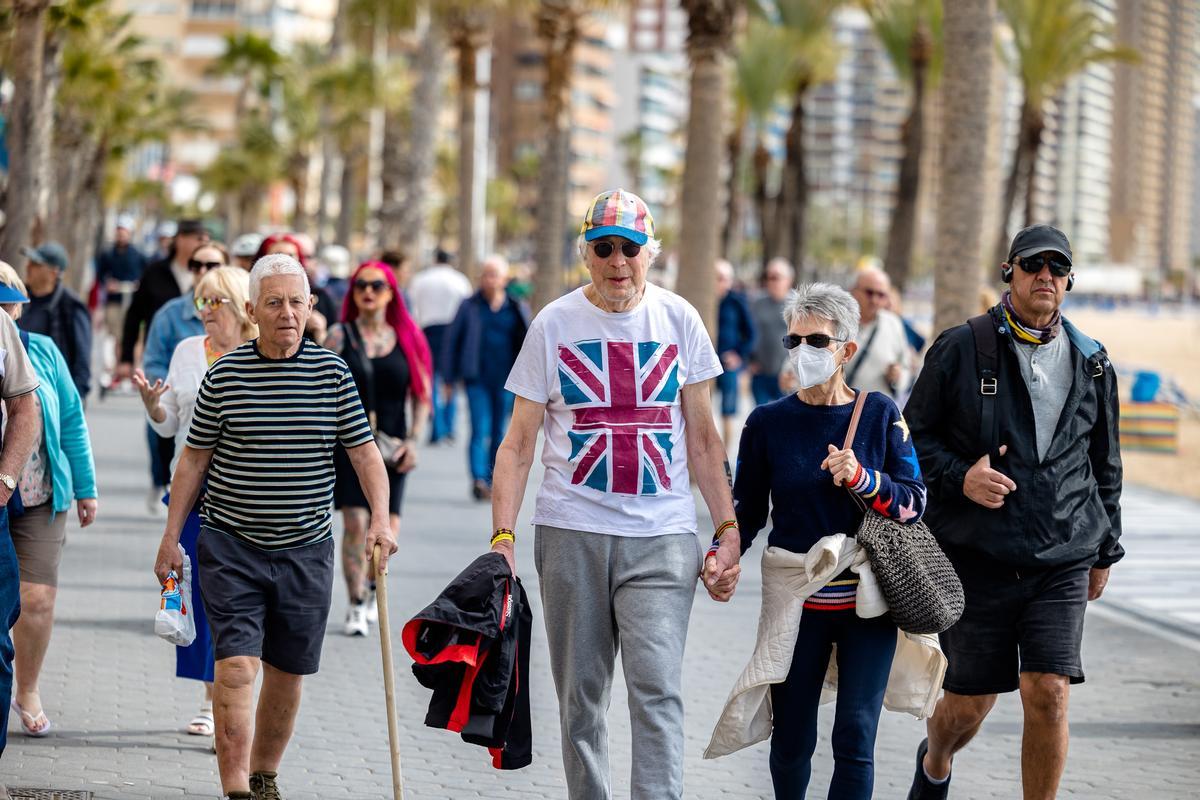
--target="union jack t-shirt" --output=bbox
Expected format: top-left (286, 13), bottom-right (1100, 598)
top-left (505, 284), bottom-right (723, 537)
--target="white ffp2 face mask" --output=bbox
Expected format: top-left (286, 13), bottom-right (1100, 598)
top-left (790, 343), bottom-right (843, 389)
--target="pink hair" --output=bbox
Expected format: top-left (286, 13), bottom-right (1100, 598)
top-left (255, 233), bottom-right (308, 268)
top-left (340, 261), bottom-right (432, 403)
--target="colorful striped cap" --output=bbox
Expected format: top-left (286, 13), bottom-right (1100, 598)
top-left (580, 188), bottom-right (654, 246)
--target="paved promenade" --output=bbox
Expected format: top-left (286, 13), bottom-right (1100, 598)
top-left (3, 396), bottom-right (1199, 798)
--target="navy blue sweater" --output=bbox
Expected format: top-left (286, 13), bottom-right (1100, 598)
top-left (735, 391), bottom-right (927, 555)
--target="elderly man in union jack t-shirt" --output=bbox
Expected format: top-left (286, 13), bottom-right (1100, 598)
top-left (492, 188), bottom-right (741, 799)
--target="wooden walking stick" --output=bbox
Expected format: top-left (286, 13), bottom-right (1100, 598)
top-left (373, 544), bottom-right (405, 800)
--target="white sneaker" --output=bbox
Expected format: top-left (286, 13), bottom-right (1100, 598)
top-left (146, 486), bottom-right (165, 516)
top-left (365, 588), bottom-right (378, 624)
top-left (344, 604), bottom-right (369, 637)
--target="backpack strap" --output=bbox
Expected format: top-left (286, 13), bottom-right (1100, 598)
top-left (967, 312), bottom-right (1000, 459)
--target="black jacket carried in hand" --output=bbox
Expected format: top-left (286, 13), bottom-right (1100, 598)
top-left (904, 307), bottom-right (1123, 569)
top-left (402, 552), bottom-right (532, 770)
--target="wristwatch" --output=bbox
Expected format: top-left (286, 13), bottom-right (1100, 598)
top-left (0, 474), bottom-right (15, 492)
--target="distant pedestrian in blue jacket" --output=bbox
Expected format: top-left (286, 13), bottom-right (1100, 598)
top-left (443, 256), bottom-right (530, 500)
top-left (715, 259), bottom-right (757, 445)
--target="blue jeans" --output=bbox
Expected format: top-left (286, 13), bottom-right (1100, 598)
top-left (0, 507), bottom-right (19, 757)
top-left (465, 381), bottom-right (514, 483)
top-left (769, 610), bottom-right (897, 799)
top-left (717, 368), bottom-right (741, 417)
top-left (751, 373), bottom-right (785, 406)
top-left (424, 324), bottom-right (458, 444)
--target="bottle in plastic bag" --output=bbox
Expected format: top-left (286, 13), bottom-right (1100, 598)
top-left (155, 543), bottom-right (197, 646)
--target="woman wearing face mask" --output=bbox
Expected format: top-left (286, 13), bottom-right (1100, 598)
top-left (714, 282), bottom-right (927, 799)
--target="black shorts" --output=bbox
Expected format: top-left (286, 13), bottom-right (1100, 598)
top-left (332, 445), bottom-right (407, 515)
top-left (939, 551), bottom-right (1091, 695)
top-left (197, 527), bottom-right (335, 675)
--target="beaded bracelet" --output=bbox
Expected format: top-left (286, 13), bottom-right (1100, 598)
top-left (707, 519), bottom-right (739, 559)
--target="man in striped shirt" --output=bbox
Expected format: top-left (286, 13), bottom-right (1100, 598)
top-left (153, 254), bottom-right (394, 800)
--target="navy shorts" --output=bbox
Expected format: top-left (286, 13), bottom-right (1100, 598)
top-left (197, 527), bottom-right (335, 675)
top-left (940, 551), bottom-right (1091, 695)
top-left (717, 369), bottom-right (740, 416)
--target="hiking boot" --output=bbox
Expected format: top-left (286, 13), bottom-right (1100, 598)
top-left (907, 738), bottom-right (950, 799)
top-left (344, 603), bottom-right (369, 637)
top-left (249, 770), bottom-right (283, 800)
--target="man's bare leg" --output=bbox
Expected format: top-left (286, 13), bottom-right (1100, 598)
top-left (249, 662), bottom-right (304, 774)
top-left (923, 691), bottom-right (998, 779)
top-left (214, 656), bottom-right (259, 794)
top-left (1019, 672), bottom-right (1070, 800)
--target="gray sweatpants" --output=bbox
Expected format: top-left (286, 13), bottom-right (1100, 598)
top-left (535, 525), bottom-right (703, 800)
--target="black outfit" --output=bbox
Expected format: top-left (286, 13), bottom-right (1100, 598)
top-left (121, 257), bottom-right (183, 364)
top-left (402, 553), bottom-right (533, 770)
top-left (333, 322), bottom-right (411, 515)
top-left (19, 283), bottom-right (91, 399)
top-left (904, 307), bottom-right (1123, 693)
top-left (96, 243), bottom-right (147, 287)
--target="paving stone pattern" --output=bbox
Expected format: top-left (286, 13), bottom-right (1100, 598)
top-left (3, 397), bottom-right (1198, 798)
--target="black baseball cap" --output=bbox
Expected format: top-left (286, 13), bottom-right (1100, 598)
top-left (175, 219), bottom-right (209, 237)
top-left (1007, 224), bottom-right (1072, 266)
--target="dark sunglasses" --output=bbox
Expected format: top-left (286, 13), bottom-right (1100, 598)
top-left (1015, 253), bottom-right (1071, 278)
top-left (188, 259), bottom-right (223, 272)
top-left (354, 278), bottom-right (389, 293)
top-left (591, 241), bottom-right (641, 259)
top-left (782, 333), bottom-right (845, 350)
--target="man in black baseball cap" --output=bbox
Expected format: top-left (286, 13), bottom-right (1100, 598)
top-left (903, 223), bottom-right (1123, 800)
top-left (19, 242), bottom-right (91, 400)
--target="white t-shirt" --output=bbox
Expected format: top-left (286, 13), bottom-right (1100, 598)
top-left (407, 266), bottom-right (473, 328)
top-left (845, 309), bottom-right (912, 397)
top-left (505, 283), bottom-right (723, 537)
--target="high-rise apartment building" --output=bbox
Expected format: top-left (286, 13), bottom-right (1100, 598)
top-left (1110, 0), bottom-right (1198, 283)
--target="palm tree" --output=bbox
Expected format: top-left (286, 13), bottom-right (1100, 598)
top-left (206, 32), bottom-right (283, 123)
top-left (0, 0), bottom-right (53, 268)
top-left (730, 17), bottom-right (795, 272)
top-left (934, 0), bottom-right (995, 335)
top-left (677, 0), bottom-right (740, 336)
top-left (768, 0), bottom-right (840, 278)
top-left (991, 0), bottom-right (1135, 266)
top-left (278, 43), bottom-right (326, 232)
top-left (863, 0), bottom-right (941, 291)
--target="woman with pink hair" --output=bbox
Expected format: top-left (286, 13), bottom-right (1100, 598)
top-left (322, 261), bottom-right (431, 636)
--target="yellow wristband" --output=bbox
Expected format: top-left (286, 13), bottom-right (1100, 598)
top-left (490, 533), bottom-right (515, 547)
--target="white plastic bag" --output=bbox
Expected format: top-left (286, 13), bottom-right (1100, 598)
top-left (155, 544), bottom-right (197, 646)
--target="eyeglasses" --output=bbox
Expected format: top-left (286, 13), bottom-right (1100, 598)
top-left (353, 278), bottom-right (389, 293)
top-left (1015, 253), bottom-right (1071, 278)
top-left (859, 288), bottom-right (889, 300)
top-left (194, 296), bottom-right (232, 312)
top-left (590, 241), bottom-right (641, 260)
top-left (188, 259), bottom-right (223, 272)
top-left (782, 333), bottom-right (845, 350)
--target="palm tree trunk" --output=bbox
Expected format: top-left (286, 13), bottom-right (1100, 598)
top-left (722, 115), bottom-right (746, 263)
top-left (882, 36), bottom-right (930, 291)
top-left (289, 150), bottom-right (311, 232)
top-left (336, 148), bottom-right (359, 247)
top-left (533, 4), bottom-right (580, 313)
top-left (315, 0), bottom-right (349, 248)
top-left (777, 84), bottom-right (809, 279)
top-left (934, 0), bottom-right (996, 336)
top-left (0, 0), bottom-right (50, 269)
top-left (753, 136), bottom-right (775, 273)
top-left (456, 40), bottom-right (479, 279)
top-left (61, 138), bottom-right (106, 295)
top-left (36, 27), bottom-right (64, 242)
top-left (677, 4), bottom-right (735, 338)
top-left (993, 100), bottom-right (1044, 266)
top-left (1021, 122), bottom-right (1044, 227)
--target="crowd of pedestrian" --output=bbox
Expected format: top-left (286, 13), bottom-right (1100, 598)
top-left (0, 194), bottom-right (1125, 800)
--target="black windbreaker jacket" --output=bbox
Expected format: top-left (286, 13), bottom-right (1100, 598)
top-left (904, 307), bottom-right (1123, 569)
top-left (402, 552), bottom-right (532, 770)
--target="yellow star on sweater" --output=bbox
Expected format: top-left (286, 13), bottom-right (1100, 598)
top-left (894, 417), bottom-right (910, 442)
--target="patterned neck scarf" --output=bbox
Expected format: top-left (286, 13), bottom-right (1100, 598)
top-left (1000, 290), bottom-right (1060, 345)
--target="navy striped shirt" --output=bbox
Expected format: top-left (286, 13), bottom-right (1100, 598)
top-left (187, 338), bottom-right (374, 549)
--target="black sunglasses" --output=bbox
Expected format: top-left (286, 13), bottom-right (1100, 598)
top-left (354, 278), bottom-right (389, 293)
top-left (1015, 253), bottom-right (1071, 278)
top-left (591, 241), bottom-right (641, 259)
top-left (782, 333), bottom-right (845, 350)
top-left (188, 259), bottom-right (223, 272)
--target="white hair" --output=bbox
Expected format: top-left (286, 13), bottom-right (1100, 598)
top-left (575, 234), bottom-right (663, 266)
top-left (249, 254), bottom-right (310, 302)
top-left (481, 254), bottom-right (510, 277)
top-left (766, 257), bottom-right (795, 280)
top-left (783, 282), bottom-right (861, 342)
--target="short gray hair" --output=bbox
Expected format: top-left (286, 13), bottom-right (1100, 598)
top-left (249, 254), bottom-right (310, 302)
top-left (783, 282), bottom-right (861, 342)
top-left (575, 234), bottom-right (663, 267)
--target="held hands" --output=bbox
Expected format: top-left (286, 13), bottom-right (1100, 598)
top-left (131, 369), bottom-right (169, 416)
top-left (963, 444), bottom-right (1017, 509)
top-left (821, 444), bottom-right (860, 487)
top-left (702, 528), bottom-right (742, 602)
top-left (153, 532), bottom-right (184, 585)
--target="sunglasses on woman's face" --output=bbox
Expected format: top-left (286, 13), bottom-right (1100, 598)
top-left (354, 278), bottom-right (389, 293)
top-left (1015, 253), bottom-right (1072, 278)
top-left (188, 259), bottom-right (224, 272)
top-left (590, 241), bottom-right (641, 260)
top-left (782, 333), bottom-right (844, 350)
top-left (194, 296), bottom-right (232, 312)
